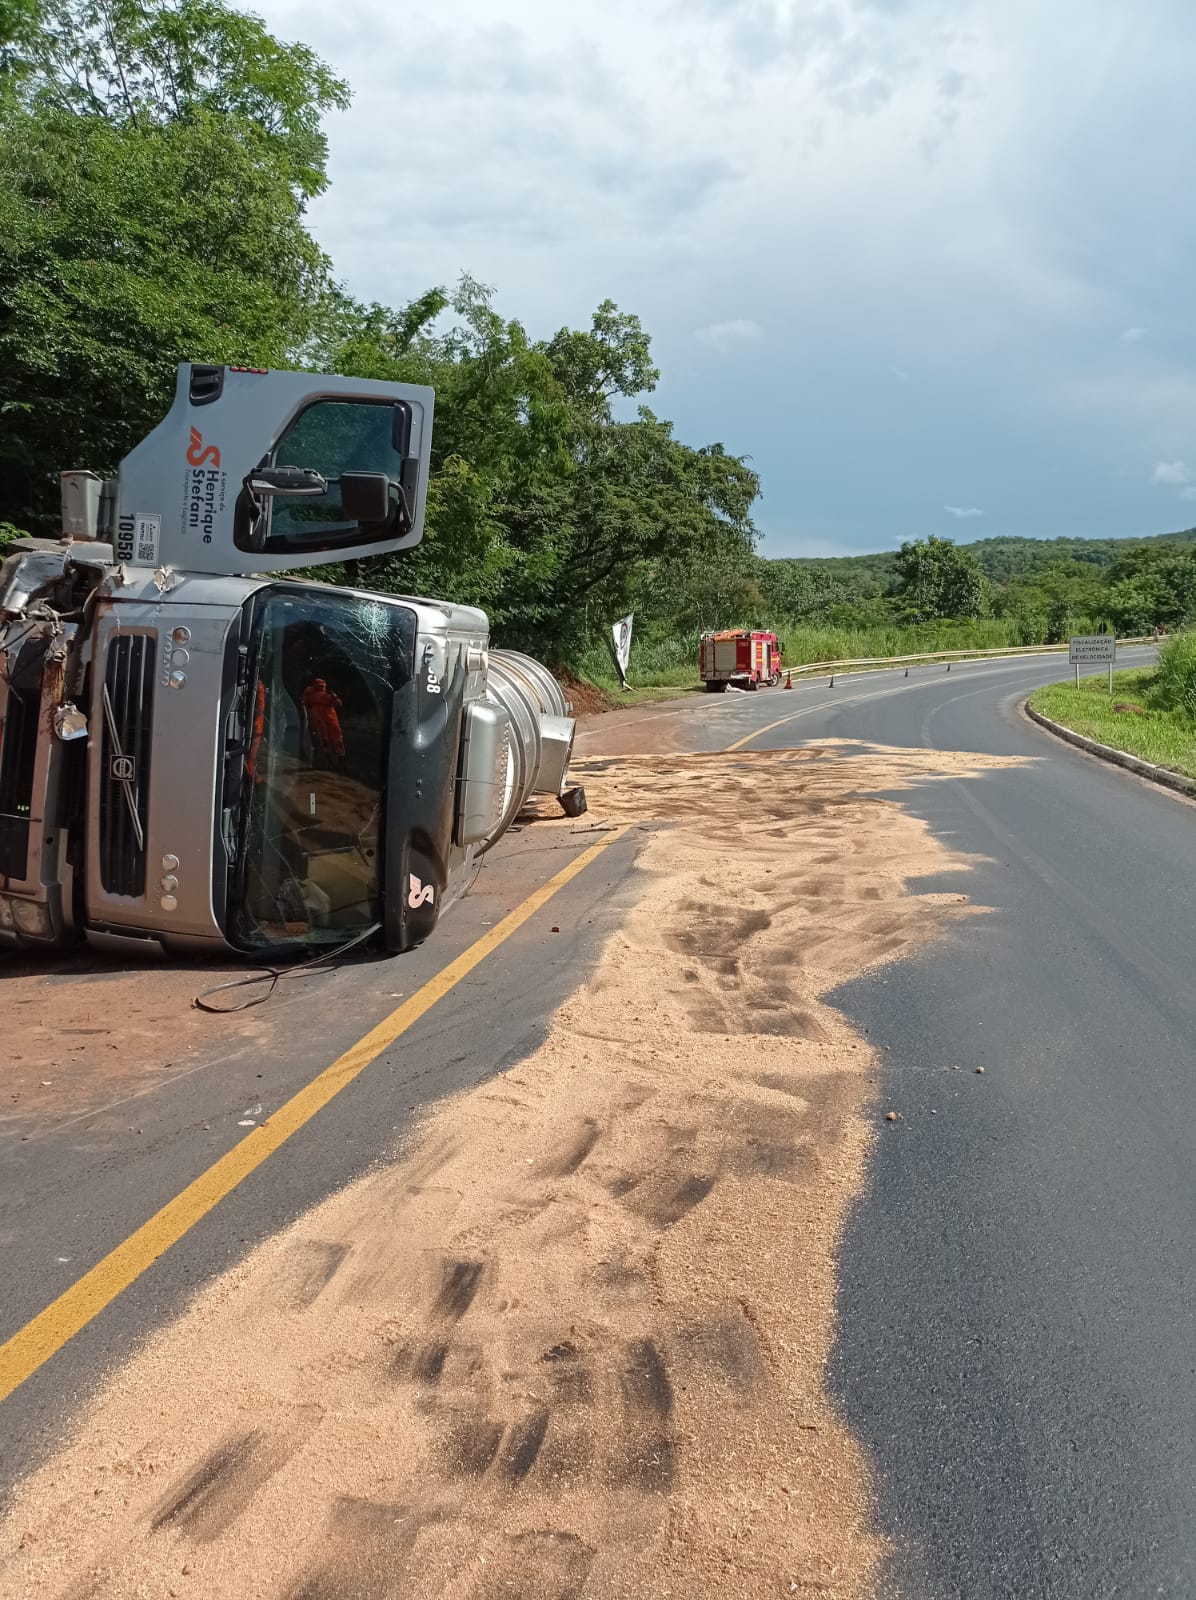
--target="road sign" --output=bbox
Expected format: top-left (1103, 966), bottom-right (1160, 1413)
top-left (611, 614), bottom-right (633, 690)
top-left (1069, 634), bottom-right (1116, 690)
top-left (1069, 635), bottom-right (1116, 665)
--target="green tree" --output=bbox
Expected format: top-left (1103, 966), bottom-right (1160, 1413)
top-left (0, 0), bottom-right (345, 531)
top-left (315, 279), bottom-right (760, 655)
top-left (16, 0), bottom-right (348, 193)
top-left (892, 535), bottom-right (988, 621)
top-left (1102, 543), bottom-right (1196, 632)
top-left (1, 0), bottom-right (42, 88)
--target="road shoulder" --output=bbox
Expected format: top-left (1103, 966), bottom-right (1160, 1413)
top-left (1023, 699), bottom-right (1196, 800)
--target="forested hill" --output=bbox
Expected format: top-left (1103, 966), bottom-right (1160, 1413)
top-left (770, 529), bottom-right (1196, 591)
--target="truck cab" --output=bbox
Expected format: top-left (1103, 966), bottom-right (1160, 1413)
top-left (0, 365), bottom-right (580, 958)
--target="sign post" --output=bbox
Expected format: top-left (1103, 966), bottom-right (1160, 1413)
top-left (1069, 634), bottom-right (1116, 691)
top-left (610, 614), bottom-right (634, 691)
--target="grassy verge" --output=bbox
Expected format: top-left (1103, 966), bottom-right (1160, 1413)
top-left (568, 649), bottom-right (700, 712)
top-left (598, 682), bottom-right (703, 708)
top-left (1028, 668), bottom-right (1196, 779)
top-left (556, 663), bottom-right (703, 715)
top-left (780, 617), bottom-right (1063, 661)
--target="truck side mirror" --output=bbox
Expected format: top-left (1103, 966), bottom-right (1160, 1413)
top-left (340, 472), bottom-right (392, 525)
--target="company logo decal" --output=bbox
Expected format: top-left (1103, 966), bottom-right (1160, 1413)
top-left (186, 427), bottom-right (221, 469)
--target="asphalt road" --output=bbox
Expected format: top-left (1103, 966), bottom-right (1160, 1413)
top-left (2, 648), bottom-right (1193, 1600)
top-left (717, 651), bottom-right (1195, 1600)
top-left (0, 821), bottom-right (646, 1492)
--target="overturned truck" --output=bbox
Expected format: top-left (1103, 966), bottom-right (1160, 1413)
top-left (0, 365), bottom-right (584, 958)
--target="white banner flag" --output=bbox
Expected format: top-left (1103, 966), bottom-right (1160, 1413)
top-left (611, 614), bottom-right (634, 687)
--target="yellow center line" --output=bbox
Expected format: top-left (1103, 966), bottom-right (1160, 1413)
top-left (722, 683), bottom-right (911, 751)
top-left (0, 825), bottom-right (631, 1407)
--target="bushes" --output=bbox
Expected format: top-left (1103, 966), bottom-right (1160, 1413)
top-left (780, 617), bottom-right (1037, 664)
top-left (575, 632), bottom-right (695, 690)
top-left (1147, 634), bottom-right (1196, 721)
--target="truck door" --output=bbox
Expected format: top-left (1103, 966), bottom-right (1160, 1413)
top-left (113, 365), bottom-right (435, 576)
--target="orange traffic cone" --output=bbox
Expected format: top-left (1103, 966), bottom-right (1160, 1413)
top-left (784, 670), bottom-right (793, 689)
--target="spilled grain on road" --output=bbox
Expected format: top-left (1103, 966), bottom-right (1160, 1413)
top-left (0, 741), bottom-right (1025, 1600)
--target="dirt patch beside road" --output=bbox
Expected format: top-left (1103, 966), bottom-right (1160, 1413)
top-left (0, 742), bottom-right (1025, 1600)
top-left (0, 956), bottom-right (271, 1135)
top-left (571, 700), bottom-right (697, 758)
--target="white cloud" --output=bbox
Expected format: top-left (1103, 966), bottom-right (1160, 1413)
top-left (695, 318), bottom-right (764, 351)
top-left (1181, 486), bottom-right (1196, 502)
top-left (1151, 460), bottom-right (1194, 485)
top-left (945, 504), bottom-right (984, 518)
top-left (248, 0), bottom-right (1196, 549)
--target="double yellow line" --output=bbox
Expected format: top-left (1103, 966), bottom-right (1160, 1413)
top-left (0, 826), bottom-right (630, 1406)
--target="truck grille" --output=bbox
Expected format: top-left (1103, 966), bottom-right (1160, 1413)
top-left (99, 635), bottom-right (155, 896)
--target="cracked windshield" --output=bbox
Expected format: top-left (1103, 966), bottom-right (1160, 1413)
top-left (234, 591), bottom-right (399, 949)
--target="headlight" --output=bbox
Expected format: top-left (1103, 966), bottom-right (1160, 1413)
top-left (0, 896), bottom-right (14, 930)
top-left (12, 899), bottom-right (52, 937)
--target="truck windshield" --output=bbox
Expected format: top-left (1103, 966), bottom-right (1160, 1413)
top-left (227, 588), bottom-right (405, 951)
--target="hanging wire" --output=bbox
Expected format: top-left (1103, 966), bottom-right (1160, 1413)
top-left (194, 920), bottom-right (382, 1013)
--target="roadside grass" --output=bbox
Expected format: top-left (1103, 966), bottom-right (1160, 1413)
top-left (780, 617), bottom-right (1063, 662)
top-left (580, 679), bottom-right (703, 710)
top-left (1029, 668), bottom-right (1196, 779)
top-left (570, 645), bottom-right (700, 711)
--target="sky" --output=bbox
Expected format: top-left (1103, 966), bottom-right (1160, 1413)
top-left (255, 0), bottom-right (1196, 558)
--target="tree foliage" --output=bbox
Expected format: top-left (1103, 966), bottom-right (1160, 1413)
top-left (750, 530), bottom-right (1196, 650)
top-left (4, 0), bottom-right (1195, 672)
top-left (0, 0), bottom-right (762, 657)
top-left (8, 0), bottom-right (348, 193)
top-left (0, 0), bottom-right (342, 531)
top-left (892, 534), bottom-right (988, 621)
top-left (0, 105), bottom-right (334, 526)
top-left (314, 281), bottom-right (759, 654)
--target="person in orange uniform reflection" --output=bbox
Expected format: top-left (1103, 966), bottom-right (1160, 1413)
top-left (302, 677), bottom-right (345, 767)
top-left (245, 679), bottom-right (266, 782)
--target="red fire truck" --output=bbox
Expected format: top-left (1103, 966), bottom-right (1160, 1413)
top-left (699, 629), bottom-right (783, 691)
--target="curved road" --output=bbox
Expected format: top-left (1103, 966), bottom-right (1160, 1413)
top-left (708, 650), bottom-right (1194, 1600)
top-left (2, 649), bottom-right (1193, 1598)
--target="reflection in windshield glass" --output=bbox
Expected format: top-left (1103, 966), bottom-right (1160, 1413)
top-left (231, 589), bottom-right (401, 950)
top-left (269, 399), bottom-right (402, 544)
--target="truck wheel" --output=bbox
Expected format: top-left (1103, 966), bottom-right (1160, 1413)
top-left (769, 671), bottom-right (781, 687)
top-left (559, 786), bottom-right (588, 818)
top-left (746, 678), bottom-right (759, 691)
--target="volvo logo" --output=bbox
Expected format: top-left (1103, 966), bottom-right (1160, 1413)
top-left (111, 755), bottom-right (136, 782)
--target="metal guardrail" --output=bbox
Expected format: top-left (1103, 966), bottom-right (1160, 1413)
top-left (783, 637), bottom-right (1157, 680)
